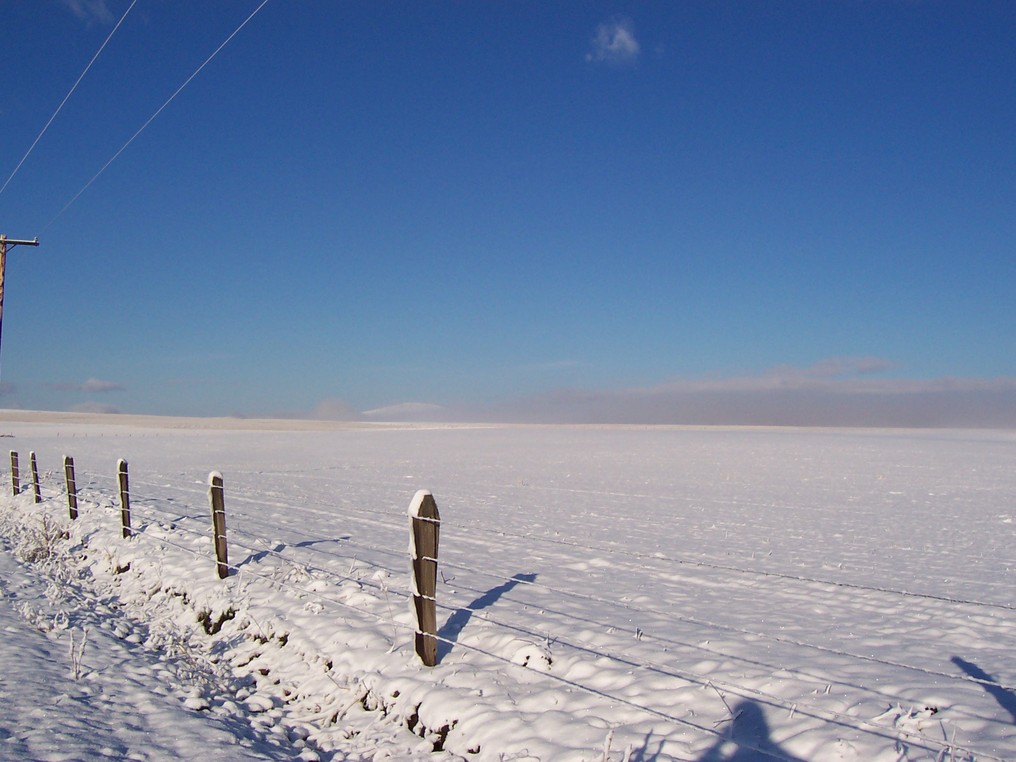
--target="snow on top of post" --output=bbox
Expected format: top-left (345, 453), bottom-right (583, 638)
top-left (208, 471), bottom-right (223, 486)
top-left (408, 489), bottom-right (433, 518)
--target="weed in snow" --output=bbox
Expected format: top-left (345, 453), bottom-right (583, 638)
top-left (69, 626), bottom-right (87, 680)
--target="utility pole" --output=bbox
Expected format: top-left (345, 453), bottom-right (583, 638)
top-left (0, 234), bottom-right (40, 374)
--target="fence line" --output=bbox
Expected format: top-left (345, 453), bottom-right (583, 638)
top-left (100, 522), bottom-right (831, 762)
top-left (49, 470), bottom-right (1016, 705)
top-left (20, 451), bottom-right (1016, 694)
top-left (28, 450), bottom-right (440, 669)
top-left (18, 455), bottom-right (987, 706)
top-left (1, 449), bottom-right (1005, 762)
top-left (201, 541), bottom-right (985, 762)
top-left (229, 485), bottom-right (1016, 618)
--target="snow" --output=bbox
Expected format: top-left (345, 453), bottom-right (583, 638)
top-left (0, 532), bottom-right (294, 760)
top-left (0, 419), bottom-right (1013, 761)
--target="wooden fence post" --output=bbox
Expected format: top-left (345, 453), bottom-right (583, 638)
top-left (10, 450), bottom-right (19, 495)
top-left (64, 455), bottom-right (78, 520)
top-left (29, 451), bottom-right (41, 504)
top-left (117, 459), bottom-right (131, 538)
top-left (409, 490), bottom-right (440, 667)
top-left (208, 471), bottom-right (229, 579)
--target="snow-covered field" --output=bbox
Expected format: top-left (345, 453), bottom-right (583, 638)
top-left (0, 415), bottom-right (1013, 761)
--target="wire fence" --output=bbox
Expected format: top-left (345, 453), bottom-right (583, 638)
top-left (4, 447), bottom-right (1009, 762)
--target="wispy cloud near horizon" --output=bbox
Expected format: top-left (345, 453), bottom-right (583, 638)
top-left (773, 356), bottom-right (897, 379)
top-left (47, 377), bottom-right (125, 393)
top-left (493, 365), bottom-right (1016, 426)
top-left (296, 359), bottom-right (1016, 429)
top-left (466, 360), bottom-right (1016, 428)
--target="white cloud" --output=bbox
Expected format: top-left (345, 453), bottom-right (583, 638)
top-left (586, 18), bottom-right (640, 65)
top-left (61, 0), bottom-right (115, 25)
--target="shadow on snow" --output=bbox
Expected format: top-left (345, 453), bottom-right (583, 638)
top-left (952, 655), bottom-right (1016, 725)
top-left (693, 700), bottom-right (807, 762)
top-left (234, 536), bottom-right (351, 567)
top-left (437, 573), bottom-right (537, 661)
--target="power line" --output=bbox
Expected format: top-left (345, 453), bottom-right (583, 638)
top-left (0, 0), bottom-right (140, 199)
top-left (42, 0), bottom-right (274, 233)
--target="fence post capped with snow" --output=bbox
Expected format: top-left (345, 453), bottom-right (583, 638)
top-left (9, 450), bottom-right (19, 496)
top-left (29, 451), bottom-right (41, 504)
top-left (409, 489), bottom-right (440, 667)
top-left (64, 455), bottom-right (78, 520)
top-left (208, 471), bottom-right (229, 579)
top-left (117, 458), bottom-right (131, 539)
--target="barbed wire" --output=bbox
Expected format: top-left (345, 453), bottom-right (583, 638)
top-left (9, 455), bottom-right (1012, 760)
top-left (0, 0), bottom-right (140, 198)
top-left (42, 0), bottom-right (274, 232)
top-left (26, 460), bottom-right (1016, 695)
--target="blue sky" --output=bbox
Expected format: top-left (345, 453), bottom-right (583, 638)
top-left (1, 1), bottom-right (1014, 425)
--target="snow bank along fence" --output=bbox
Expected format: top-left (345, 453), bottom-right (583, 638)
top-left (8, 449), bottom-right (442, 667)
